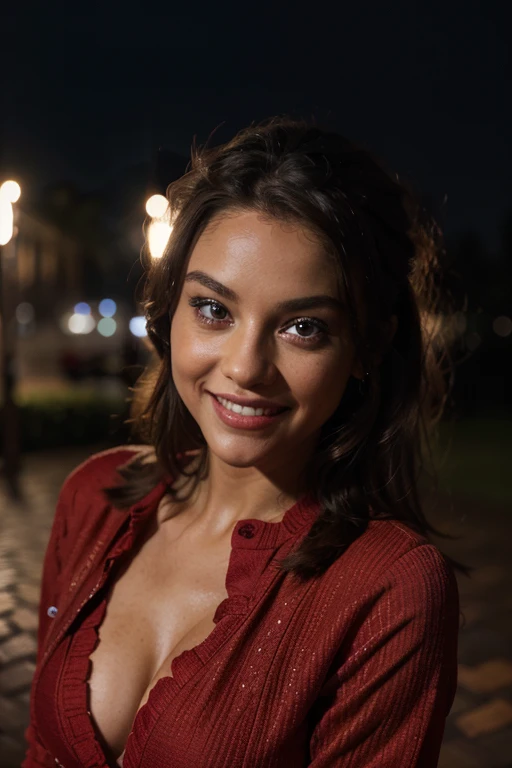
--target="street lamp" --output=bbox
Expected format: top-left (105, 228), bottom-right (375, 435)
top-left (0, 179), bottom-right (22, 496)
top-left (145, 194), bottom-right (173, 259)
top-left (0, 180), bottom-right (21, 245)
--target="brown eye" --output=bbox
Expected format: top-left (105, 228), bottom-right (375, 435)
top-left (188, 297), bottom-right (231, 324)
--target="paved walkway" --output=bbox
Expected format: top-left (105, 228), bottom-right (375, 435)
top-left (0, 445), bottom-right (511, 767)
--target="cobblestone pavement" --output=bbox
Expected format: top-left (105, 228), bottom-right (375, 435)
top-left (1, 445), bottom-right (511, 767)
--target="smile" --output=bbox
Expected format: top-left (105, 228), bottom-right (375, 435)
top-left (215, 395), bottom-right (285, 417)
top-left (209, 393), bottom-right (290, 430)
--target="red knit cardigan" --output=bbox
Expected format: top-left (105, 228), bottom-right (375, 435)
top-left (23, 446), bottom-right (459, 768)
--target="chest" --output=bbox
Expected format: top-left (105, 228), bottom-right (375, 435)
top-left (87, 519), bottom-right (232, 759)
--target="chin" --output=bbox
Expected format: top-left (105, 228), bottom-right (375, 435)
top-left (204, 436), bottom-right (279, 467)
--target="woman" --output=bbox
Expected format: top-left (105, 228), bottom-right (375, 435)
top-left (24, 117), bottom-right (467, 768)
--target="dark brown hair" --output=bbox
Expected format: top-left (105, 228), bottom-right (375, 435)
top-left (104, 116), bottom-right (471, 583)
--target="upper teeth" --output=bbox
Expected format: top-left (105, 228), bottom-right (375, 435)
top-left (216, 396), bottom-right (280, 417)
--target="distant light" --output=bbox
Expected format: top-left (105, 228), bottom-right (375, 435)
top-left (0, 180), bottom-right (21, 204)
top-left (68, 313), bottom-right (95, 334)
top-left (99, 298), bottom-right (117, 318)
top-left (129, 316), bottom-right (148, 337)
top-left (493, 316), bottom-right (512, 338)
top-left (0, 203), bottom-right (13, 245)
top-left (145, 194), bottom-right (169, 219)
top-left (74, 302), bottom-right (91, 315)
top-left (16, 302), bottom-right (35, 324)
top-left (97, 317), bottom-right (117, 337)
top-left (148, 219), bottom-right (172, 259)
top-left (0, 180), bottom-right (21, 246)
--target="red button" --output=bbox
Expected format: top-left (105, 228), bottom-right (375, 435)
top-left (238, 523), bottom-right (256, 539)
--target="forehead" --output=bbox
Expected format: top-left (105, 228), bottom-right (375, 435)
top-left (187, 210), bottom-right (338, 290)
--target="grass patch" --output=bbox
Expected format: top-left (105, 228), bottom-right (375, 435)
top-left (434, 416), bottom-right (512, 505)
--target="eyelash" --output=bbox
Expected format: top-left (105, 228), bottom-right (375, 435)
top-left (187, 297), bottom-right (329, 347)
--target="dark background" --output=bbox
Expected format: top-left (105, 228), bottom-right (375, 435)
top-left (1, 0), bottom-right (511, 425)
top-left (3, 0), bottom-right (511, 244)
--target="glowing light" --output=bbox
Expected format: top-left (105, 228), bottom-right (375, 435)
top-left (0, 180), bottom-right (21, 203)
top-left (148, 219), bottom-right (172, 259)
top-left (74, 302), bottom-right (91, 315)
top-left (16, 302), bottom-right (35, 324)
top-left (493, 316), bottom-right (512, 338)
top-left (145, 194), bottom-right (169, 219)
top-left (68, 313), bottom-right (95, 334)
top-left (0, 180), bottom-right (21, 246)
top-left (99, 298), bottom-right (117, 317)
top-left (97, 318), bottom-right (117, 337)
top-left (129, 316), bottom-right (148, 337)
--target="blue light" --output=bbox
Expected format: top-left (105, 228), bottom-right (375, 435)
top-left (74, 302), bottom-right (91, 315)
top-left (99, 298), bottom-right (117, 318)
top-left (129, 316), bottom-right (148, 337)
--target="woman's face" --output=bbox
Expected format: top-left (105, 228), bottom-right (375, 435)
top-left (170, 209), bottom-right (362, 472)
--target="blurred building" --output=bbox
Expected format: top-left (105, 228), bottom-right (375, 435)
top-left (15, 206), bottom-right (83, 317)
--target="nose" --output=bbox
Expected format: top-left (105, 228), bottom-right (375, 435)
top-left (219, 324), bottom-right (278, 388)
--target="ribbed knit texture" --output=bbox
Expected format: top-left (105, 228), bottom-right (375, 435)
top-left (23, 446), bottom-right (459, 767)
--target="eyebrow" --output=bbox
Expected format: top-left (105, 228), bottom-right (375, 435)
top-left (184, 270), bottom-right (344, 314)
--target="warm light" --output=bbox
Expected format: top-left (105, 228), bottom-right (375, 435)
top-left (0, 179), bottom-right (21, 246)
top-left (68, 313), bottom-right (95, 334)
top-left (97, 318), bottom-right (117, 337)
top-left (129, 316), bottom-right (148, 337)
top-left (493, 316), bottom-right (512, 338)
top-left (99, 298), bottom-right (116, 317)
top-left (148, 219), bottom-right (172, 259)
top-left (0, 180), bottom-right (21, 204)
top-left (145, 194), bottom-right (169, 219)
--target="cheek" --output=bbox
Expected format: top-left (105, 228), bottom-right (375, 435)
top-left (170, 312), bottom-right (213, 386)
top-left (294, 350), bottom-right (354, 424)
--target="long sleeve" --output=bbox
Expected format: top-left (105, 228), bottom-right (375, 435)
top-left (22, 481), bottom-right (72, 768)
top-left (308, 544), bottom-right (460, 767)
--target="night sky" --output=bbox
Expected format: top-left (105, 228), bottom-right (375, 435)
top-left (3, 0), bottom-right (510, 250)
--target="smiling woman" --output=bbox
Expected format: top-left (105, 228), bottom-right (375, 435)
top-left (24, 117), bottom-right (470, 768)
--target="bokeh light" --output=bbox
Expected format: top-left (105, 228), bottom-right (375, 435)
top-left (97, 318), bottom-right (117, 337)
top-left (68, 313), bottom-right (95, 334)
top-left (16, 302), bottom-right (35, 324)
top-left (99, 298), bottom-right (117, 318)
top-left (74, 302), bottom-right (91, 315)
top-left (145, 194), bottom-right (169, 218)
top-left (493, 316), bottom-right (512, 338)
top-left (129, 316), bottom-right (148, 337)
top-left (148, 219), bottom-right (172, 259)
top-left (0, 180), bottom-right (21, 203)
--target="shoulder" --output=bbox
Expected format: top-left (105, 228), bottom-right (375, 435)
top-left (53, 444), bottom-right (152, 542)
top-left (328, 518), bottom-right (459, 614)
top-left (57, 444), bottom-right (149, 504)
